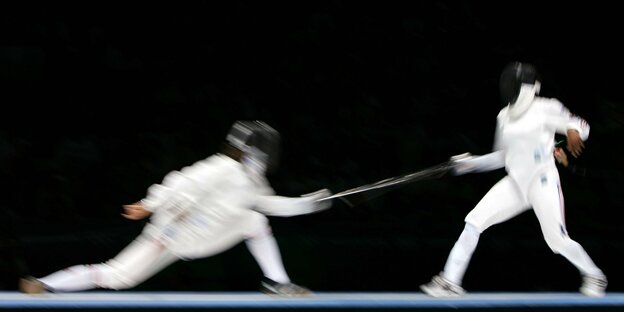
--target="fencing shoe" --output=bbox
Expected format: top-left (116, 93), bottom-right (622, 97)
top-left (580, 274), bottom-right (607, 297)
top-left (19, 277), bottom-right (46, 294)
top-left (260, 277), bottom-right (312, 297)
top-left (420, 274), bottom-right (465, 297)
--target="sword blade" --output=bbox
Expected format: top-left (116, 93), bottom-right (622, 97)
top-left (316, 160), bottom-right (455, 203)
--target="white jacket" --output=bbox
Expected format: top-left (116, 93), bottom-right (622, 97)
top-left (139, 154), bottom-right (330, 258)
top-left (455, 97), bottom-right (589, 197)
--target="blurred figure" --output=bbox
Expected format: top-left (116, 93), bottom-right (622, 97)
top-left (19, 121), bottom-right (332, 296)
top-left (420, 62), bottom-right (607, 297)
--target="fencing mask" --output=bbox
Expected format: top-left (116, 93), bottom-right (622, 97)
top-left (499, 62), bottom-right (541, 119)
top-left (226, 120), bottom-right (281, 175)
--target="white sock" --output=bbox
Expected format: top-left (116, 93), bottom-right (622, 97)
top-left (442, 223), bottom-right (480, 285)
top-left (38, 264), bottom-right (101, 292)
top-left (245, 228), bottom-right (290, 284)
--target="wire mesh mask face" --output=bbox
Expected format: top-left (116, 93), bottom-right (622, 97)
top-left (226, 120), bottom-right (281, 175)
top-left (499, 62), bottom-right (541, 119)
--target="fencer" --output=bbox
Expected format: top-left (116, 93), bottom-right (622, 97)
top-left (420, 62), bottom-right (607, 297)
top-left (19, 120), bottom-right (332, 296)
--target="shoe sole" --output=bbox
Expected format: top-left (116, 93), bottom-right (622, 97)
top-left (420, 284), bottom-right (463, 298)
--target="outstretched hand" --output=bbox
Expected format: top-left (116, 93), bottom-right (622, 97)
top-left (566, 129), bottom-right (585, 158)
top-left (303, 188), bottom-right (333, 211)
top-left (122, 202), bottom-right (152, 220)
top-left (450, 152), bottom-right (475, 176)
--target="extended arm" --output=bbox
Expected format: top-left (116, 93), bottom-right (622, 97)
top-left (253, 189), bottom-right (333, 217)
top-left (451, 151), bottom-right (505, 175)
top-left (452, 114), bottom-right (506, 176)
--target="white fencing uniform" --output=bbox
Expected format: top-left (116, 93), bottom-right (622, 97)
top-left (465, 97), bottom-right (588, 231)
top-left (439, 96), bottom-right (604, 286)
top-left (38, 154), bottom-right (330, 291)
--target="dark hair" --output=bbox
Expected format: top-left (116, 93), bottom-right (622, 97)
top-left (220, 142), bottom-right (243, 162)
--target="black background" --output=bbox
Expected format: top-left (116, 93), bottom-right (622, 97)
top-left (1, 1), bottom-right (623, 293)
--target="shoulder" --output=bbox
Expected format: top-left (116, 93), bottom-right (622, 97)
top-left (534, 96), bottom-right (565, 113)
top-left (183, 154), bottom-right (242, 176)
top-left (497, 106), bottom-right (509, 120)
top-left (208, 154), bottom-right (254, 186)
top-left (210, 154), bottom-right (246, 172)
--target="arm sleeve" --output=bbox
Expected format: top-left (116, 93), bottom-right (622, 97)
top-left (453, 150), bottom-right (505, 175)
top-left (252, 189), bottom-right (332, 217)
top-left (568, 113), bottom-right (590, 141)
top-left (142, 160), bottom-right (218, 213)
top-left (544, 99), bottom-right (590, 140)
top-left (141, 172), bottom-right (185, 213)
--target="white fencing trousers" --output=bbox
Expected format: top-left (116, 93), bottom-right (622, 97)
top-left (39, 235), bottom-right (178, 291)
top-left (442, 223), bottom-right (480, 285)
top-left (244, 219), bottom-right (290, 284)
top-left (443, 171), bottom-right (603, 285)
top-left (39, 213), bottom-right (289, 291)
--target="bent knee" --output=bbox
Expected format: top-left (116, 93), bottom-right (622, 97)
top-left (543, 231), bottom-right (573, 254)
top-left (245, 213), bottom-right (271, 237)
top-left (464, 219), bottom-right (487, 234)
